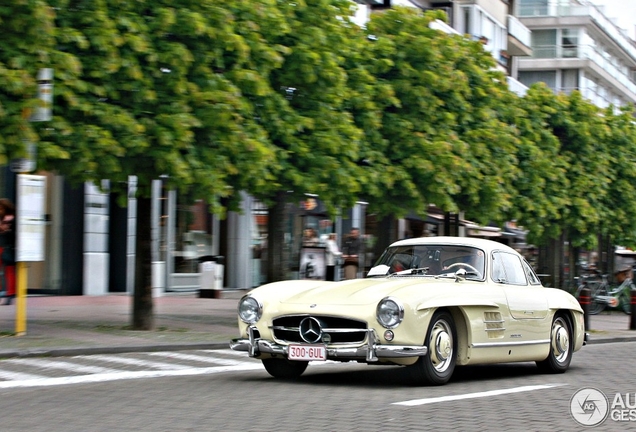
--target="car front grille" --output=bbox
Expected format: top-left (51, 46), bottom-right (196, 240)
top-left (271, 315), bottom-right (368, 344)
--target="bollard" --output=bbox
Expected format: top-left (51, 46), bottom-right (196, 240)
top-left (579, 287), bottom-right (591, 332)
top-left (631, 288), bottom-right (636, 331)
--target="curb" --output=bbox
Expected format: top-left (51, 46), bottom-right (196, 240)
top-left (0, 341), bottom-right (230, 360)
top-left (587, 336), bottom-right (636, 345)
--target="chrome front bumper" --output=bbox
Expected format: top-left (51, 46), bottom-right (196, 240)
top-left (229, 326), bottom-right (428, 362)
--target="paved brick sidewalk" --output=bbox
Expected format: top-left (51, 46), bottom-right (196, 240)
top-left (0, 292), bottom-right (634, 359)
top-left (0, 292), bottom-right (246, 358)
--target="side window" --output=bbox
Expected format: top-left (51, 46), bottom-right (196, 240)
top-left (523, 260), bottom-right (541, 285)
top-left (492, 252), bottom-right (507, 283)
top-left (491, 251), bottom-right (527, 285)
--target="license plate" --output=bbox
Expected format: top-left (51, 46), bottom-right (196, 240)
top-left (288, 344), bottom-right (326, 361)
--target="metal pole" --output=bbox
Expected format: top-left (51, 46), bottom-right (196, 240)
top-left (15, 262), bottom-right (27, 336)
top-left (630, 288), bottom-right (636, 330)
top-left (579, 287), bottom-right (591, 332)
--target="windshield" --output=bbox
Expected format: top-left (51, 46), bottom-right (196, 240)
top-left (367, 244), bottom-right (485, 280)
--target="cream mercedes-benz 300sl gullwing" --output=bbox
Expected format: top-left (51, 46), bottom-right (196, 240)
top-left (230, 236), bottom-right (586, 385)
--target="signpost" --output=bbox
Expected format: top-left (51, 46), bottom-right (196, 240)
top-left (14, 175), bottom-right (46, 335)
top-left (10, 68), bottom-right (52, 335)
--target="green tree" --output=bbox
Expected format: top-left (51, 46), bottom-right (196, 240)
top-left (358, 7), bottom-right (519, 226)
top-left (238, 0), bottom-right (369, 282)
top-left (37, 0), bottom-right (284, 328)
top-left (600, 105), bottom-right (636, 248)
top-left (506, 84), bottom-right (569, 245)
top-left (549, 91), bottom-right (611, 250)
top-left (0, 1), bottom-right (56, 163)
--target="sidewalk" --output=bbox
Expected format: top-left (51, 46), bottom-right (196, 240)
top-left (0, 292), bottom-right (247, 358)
top-left (0, 292), bottom-right (635, 359)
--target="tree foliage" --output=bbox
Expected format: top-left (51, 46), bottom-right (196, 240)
top-left (507, 84), bottom-right (569, 244)
top-left (359, 8), bottom-right (519, 224)
top-left (4, 0), bottom-right (636, 293)
top-left (0, 1), bottom-right (56, 164)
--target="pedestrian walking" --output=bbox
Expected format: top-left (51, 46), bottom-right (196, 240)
top-left (342, 227), bottom-right (361, 280)
top-left (325, 233), bottom-right (342, 281)
top-left (0, 198), bottom-right (16, 305)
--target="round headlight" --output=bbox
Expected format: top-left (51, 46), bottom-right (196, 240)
top-left (238, 296), bottom-right (262, 324)
top-left (376, 297), bottom-right (404, 329)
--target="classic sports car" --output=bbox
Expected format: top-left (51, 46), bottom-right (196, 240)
top-left (230, 236), bottom-right (586, 385)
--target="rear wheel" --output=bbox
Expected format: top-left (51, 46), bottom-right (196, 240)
top-left (536, 313), bottom-right (573, 373)
top-left (262, 358), bottom-right (308, 379)
top-left (407, 310), bottom-right (457, 385)
top-left (589, 296), bottom-right (606, 315)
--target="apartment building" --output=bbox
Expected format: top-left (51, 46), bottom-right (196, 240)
top-left (516, 0), bottom-right (636, 108)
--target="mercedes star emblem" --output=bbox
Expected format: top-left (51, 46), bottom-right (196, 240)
top-left (299, 317), bottom-right (322, 344)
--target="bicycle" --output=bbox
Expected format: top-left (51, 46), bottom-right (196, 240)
top-left (594, 275), bottom-right (634, 315)
top-left (575, 272), bottom-right (608, 315)
top-left (576, 269), bottom-right (634, 315)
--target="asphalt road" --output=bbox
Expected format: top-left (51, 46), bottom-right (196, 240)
top-left (0, 343), bottom-right (634, 431)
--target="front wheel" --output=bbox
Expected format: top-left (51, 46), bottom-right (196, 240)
top-left (536, 313), bottom-right (573, 373)
top-left (589, 297), bottom-right (606, 315)
top-left (262, 358), bottom-right (308, 379)
top-left (407, 310), bottom-right (457, 385)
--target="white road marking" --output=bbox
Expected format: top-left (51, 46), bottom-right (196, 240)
top-left (74, 354), bottom-right (192, 370)
top-left (4, 358), bottom-right (121, 374)
top-left (0, 363), bottom-right (264, 389)
top-left (393, 384), bottom-right (567, 406)
top-left (146, 351), bottom-right (244, 366)
top-left (0, 369), bottom-right (47, 381)
top-left (201, 349), bottom-right (252, 358)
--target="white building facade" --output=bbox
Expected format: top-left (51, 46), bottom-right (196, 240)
top-left (516, 0), bottom-right (636, 108)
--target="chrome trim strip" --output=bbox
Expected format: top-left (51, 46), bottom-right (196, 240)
top-left (270, 326), bottom-right (367, 334)
top-left (484, 328), bottom-right (506, 332)
top-left (471, 339), bottom-right (550, 348)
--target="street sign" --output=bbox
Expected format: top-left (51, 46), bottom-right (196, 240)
top-left (16, 174), bottom-right (47, 262)
top-left (10, 142), bottom-right (36, 173)
top-left (31, 68), bottom-right (53, 122)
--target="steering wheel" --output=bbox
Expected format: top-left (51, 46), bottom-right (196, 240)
top-left (446, 262), bottom-right (480, 275)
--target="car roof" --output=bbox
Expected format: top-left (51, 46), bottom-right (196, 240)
top-left (389, 236), bottom-right (520, 256)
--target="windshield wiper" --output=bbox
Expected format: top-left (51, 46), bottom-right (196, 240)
top-left (390, 267), bottom-right (430, 276)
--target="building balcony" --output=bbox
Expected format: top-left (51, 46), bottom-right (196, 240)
top-left (507, 15), bottom-right (532, 56)
top-left (518, 2), bottom-right (636, 63)
top-left (519, 44), bottom-right (636, 101)
top-left (507, 76), bottom-right (529, 96)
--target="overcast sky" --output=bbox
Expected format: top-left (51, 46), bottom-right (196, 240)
top-left (590, 0), bottom-right (636, 39)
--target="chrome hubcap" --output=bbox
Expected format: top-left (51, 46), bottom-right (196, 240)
top-left (430, 319), bottom-right (453, 372)
top-left (552, 318), bottom-right (570, 363)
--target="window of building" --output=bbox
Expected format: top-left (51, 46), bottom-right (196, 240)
top-left (561, 28), bottom-right (578, 58)
top-left (562, 69), bottom-right (579, 92)
top-left (519, 0), bottom-right (548, 16)
top-left (531, 29), bottom-right (557, 58)
top-left (518, 70), bottom-right (557, 90)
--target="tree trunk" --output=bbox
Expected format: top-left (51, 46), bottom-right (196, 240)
top-left (375, 214), bottom-right (397, 259)
top-left (267, 191), bottom-right (287, 282)
top-left (132, 196), bottom-right (154, 330)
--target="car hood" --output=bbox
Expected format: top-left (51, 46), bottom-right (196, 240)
top-left (259, 276), bottom-right (464, 307)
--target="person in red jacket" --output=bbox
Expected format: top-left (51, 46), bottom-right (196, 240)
top-left (0, 198), bottom-right (16, 305)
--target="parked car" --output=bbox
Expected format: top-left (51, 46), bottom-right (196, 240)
top-left (230, 236), bottom-right (586, 385)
